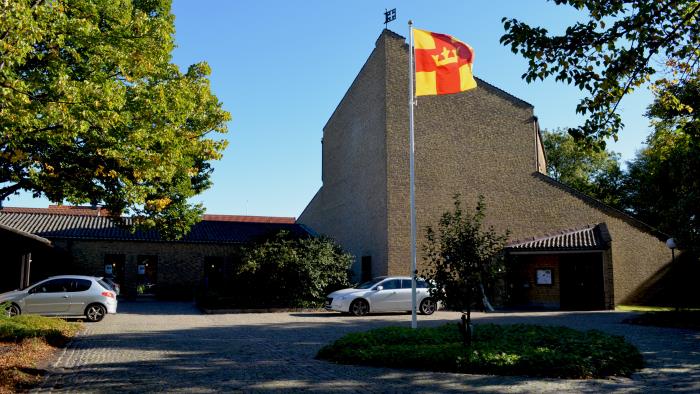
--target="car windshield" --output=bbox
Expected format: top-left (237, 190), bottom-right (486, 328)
top-left (355, 277), bottom-right (386, 289)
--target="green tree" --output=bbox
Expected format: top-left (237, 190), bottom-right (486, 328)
top-left (0, 0), bottom-right (230, 238)
top-left (225, 232), bottom-right (353, 308)
top-left (623, 72), bottom-right (700, 253)
top-left (501, 0), bottom-right (700, 148)
top-left (543, 128), bottom-right (624, 207)
top-left (422, 195), bottom-right (509, 344)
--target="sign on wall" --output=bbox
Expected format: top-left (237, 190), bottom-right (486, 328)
top-left (536, 269), bottom-right (552, 285)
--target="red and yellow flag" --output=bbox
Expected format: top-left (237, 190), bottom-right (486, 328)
top-left (414, 29), bottom-right (476, 96)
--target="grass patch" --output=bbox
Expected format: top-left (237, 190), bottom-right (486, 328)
top-left (317, 324), bottom-right (643, 379)
top-left (623, 310), bottom-right (700, 330)
top-left (616, 305), bottom-right (676, 312)
top-left (0, 311), bottom-right (81, 393)
top-left (0, 314), bottom-right (80, 342)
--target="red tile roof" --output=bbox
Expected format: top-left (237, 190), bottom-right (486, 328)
top-left (202, 214), bottom-right (296, 224)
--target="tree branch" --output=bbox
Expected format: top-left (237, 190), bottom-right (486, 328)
top-left (601, 2), bottom-right (700, 131)
top-left (0, 182), bottom-right (24, 201)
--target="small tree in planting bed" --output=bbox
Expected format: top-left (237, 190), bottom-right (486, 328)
top-left (423, 195), bottom-right (509, 345)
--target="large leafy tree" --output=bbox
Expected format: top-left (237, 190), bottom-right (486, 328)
top-left (543, 128), bottom-right (624, 207)
top-left (422, 195), bottom-right (508, 344)
top-left (624, 70), bottom-right (700, 253)
top-left (501, 0), bottom-right (700, 148)
top-left (202, 231), bottom-right (353, 308)
top-left (0, 0), bottom-right (230, 238)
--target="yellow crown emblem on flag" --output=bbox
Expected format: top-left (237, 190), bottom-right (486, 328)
top-left (431, 47), bottom-right (458, 67)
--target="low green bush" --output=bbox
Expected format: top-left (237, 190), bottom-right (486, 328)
top-left (198, 231), bottom-right (353, 309)
top-left (317, 324), bottom-right (643, 379)
top-left (0, 305), bottom-right (79, 342)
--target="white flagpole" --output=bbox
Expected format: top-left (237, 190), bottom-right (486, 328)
top-left (408, 20), bottom-right (418, 329)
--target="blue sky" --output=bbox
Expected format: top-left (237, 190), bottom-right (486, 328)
top-left (8, 1), bottom-right (655, 217)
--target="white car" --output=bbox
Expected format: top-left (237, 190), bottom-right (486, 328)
top-left (325, 276), bottom-right (437, 316)
top-left (1, 275), bottom-right (118, 322)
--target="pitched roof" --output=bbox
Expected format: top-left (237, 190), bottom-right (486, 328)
top-left (0, 222), bottom-right (52, 246)
top-left (533, 172), bottom-right (668, 241)
top-left (0, 208), bottom-right (307, 244)
top-left (508, 223), bottom-right (611, 251)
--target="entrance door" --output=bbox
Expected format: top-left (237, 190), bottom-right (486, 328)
top-left (105, 254), bottom-right (125, 288)
top-left (136, 255), bottom-right (158, 295)
top-left (560, 253), bottom-right (605, 310)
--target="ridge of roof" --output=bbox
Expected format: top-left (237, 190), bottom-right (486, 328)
top-left (0, 207), bottom-right (296, 224)
top-left (202, 214), bottom-right (296, 224)
top-left (0, 211), bottom-right (309, 244)
top-left (533, 172), bottom-right (668, 241)
top-left (1, 206), bottom-right (111, 216)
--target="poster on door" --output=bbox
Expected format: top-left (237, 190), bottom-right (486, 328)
top-left (137, 264), bottom-right (145, 275)
top-left (105, 264), bottom-right (113, 275)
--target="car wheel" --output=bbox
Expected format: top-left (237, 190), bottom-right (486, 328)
top-left (85, 304), bottom-right (107, 322)
top-left (419, 298), bottom-right (436, 315)
top-left (4, 303), bottom-right (20, 317)
top-left (349, 299), bottom-right (369, 316)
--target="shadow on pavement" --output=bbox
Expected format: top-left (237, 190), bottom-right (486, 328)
top-left (40, 306), bottom-right (700, 393)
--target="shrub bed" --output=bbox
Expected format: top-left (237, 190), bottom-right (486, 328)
top-left (0, 313), bottom-right (79, 342)
top-left (317, 323), bottom-right (643, 379)
top-left (1, 310), bottom-right (81, 392)
top-left (198, 231), bottom-right (353, 309)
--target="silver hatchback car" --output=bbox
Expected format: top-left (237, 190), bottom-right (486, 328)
top-left (0, 275), bottom-right (118, 322)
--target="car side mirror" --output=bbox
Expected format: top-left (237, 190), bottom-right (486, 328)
top-left (375, 285), bottom-right (383, 291)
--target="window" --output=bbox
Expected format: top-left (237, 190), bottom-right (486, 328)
top-left (361, 256), bottom-right (372, 282)
top-left (401, 279), bottom-right (412, 289)
top-left (416, 279), bottom-right (429, 289)
top-left (204, 256), bottom-right (224, 277)
top-left (104, 254), bottom-right (125, 279)
top-left (34, 279), bottom-right (70, 293)
top-left (71, 279), bottom-right (92, 292)
top-left (380, 279), bottom-right (401, 290)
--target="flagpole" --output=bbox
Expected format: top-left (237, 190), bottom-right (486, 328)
top-left (408, 20), bottom-right (418, 330)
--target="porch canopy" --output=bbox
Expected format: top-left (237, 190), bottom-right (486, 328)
top-left (0, 223), bottom-right (52, 290)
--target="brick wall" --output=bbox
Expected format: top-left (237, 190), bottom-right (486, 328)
top-left (379, 31), bottom-right (670, 305)
top-left (298, 33), bottom-right (391, 279)
top-left (299, 30), bottom-right (671, 306)
top-left (53, 239), bottom-right (241, 296)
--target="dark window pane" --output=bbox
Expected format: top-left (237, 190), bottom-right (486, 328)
top-left (72, 279), bottom-right (92, 292)
top-left (401, 279), bottom-right (412, 289)
top-left (39, 279), bottom-right (70, 293)
top-left (361, 256), bottom-right (372, 282)
top-left (381, 280), bottom-right (400, 290)
top-left (417, 280), bottom-right (428, 288)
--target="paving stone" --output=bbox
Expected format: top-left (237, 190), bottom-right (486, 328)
top-left (34, 302), bottom-right (700, 393)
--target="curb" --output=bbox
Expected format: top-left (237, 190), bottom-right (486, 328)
top-left (200, 307), bottom-right (329, 314)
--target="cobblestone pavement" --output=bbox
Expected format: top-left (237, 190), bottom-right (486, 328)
top-left (36, 302), bottom-right (699, 393)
